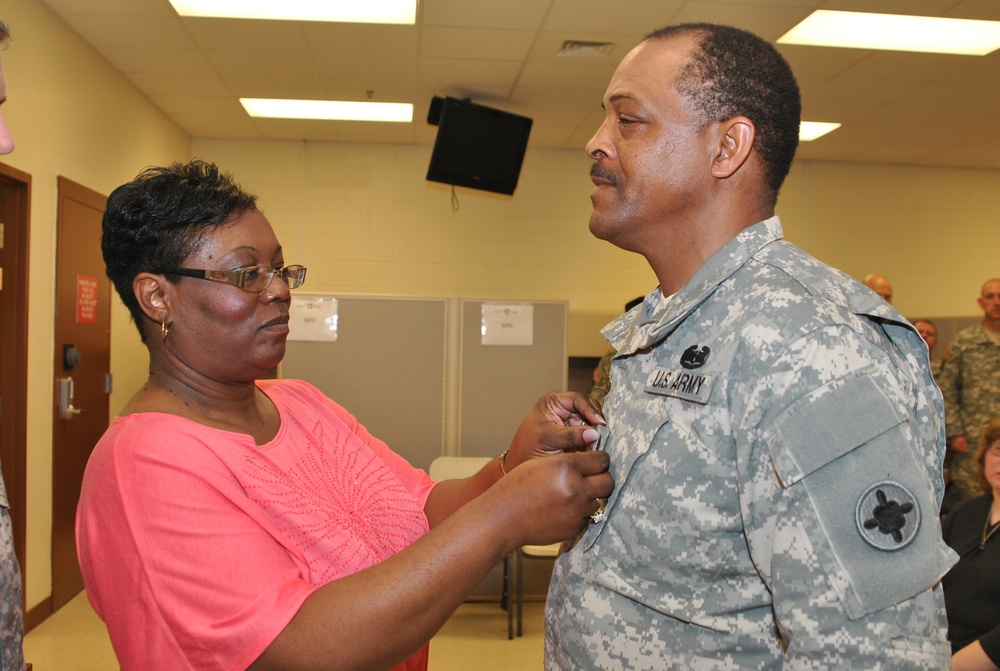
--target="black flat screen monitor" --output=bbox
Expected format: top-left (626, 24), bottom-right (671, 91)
top-left (426, 97), bottom-right (533, 196)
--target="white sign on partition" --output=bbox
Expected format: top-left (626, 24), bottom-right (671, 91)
top-left (481, 302), bottom-right (534, 346)
top-left (289, 296), bottom-right (339, 341)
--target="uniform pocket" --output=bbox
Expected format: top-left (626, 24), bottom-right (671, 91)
top-left (588, 418), bottom-right (743, 624)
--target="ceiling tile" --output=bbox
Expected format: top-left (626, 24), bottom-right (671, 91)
top-left (545, 0), bottom-right (684, 34)
top-left (422, 0), bottom-right (551, 30)
top-left (33, 0), bottom-right (1000, 167)
top-left (421, 26), bottom-right (536, 60)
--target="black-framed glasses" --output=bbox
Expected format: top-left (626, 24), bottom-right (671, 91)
top-left (162, 264), bottom-right (307, 293)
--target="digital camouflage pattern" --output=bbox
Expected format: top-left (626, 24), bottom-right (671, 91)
top-left (0, 467), bottom-right (24, 671)
top-left (588, 350), bottom-right (614, 404)
top-left (938, 324), bottom-right (1000, 499)
top-left (545, 218), bottom-right (956, 670)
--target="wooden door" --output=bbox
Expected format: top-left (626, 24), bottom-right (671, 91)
top-left (51, 177), bottom-right (109, 610)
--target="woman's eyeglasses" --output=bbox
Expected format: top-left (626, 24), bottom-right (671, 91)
top-left (162, 264), bottom-right (307, 293)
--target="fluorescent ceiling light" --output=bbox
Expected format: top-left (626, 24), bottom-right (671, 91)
top-left (241, 98), bottom-right (414, 123)
top-left (778, 10), bottom-right (1000, 55)
top-left (800, 121), bottom-right (840, 142)
top-left (169, 0), bottom-right (416, 25)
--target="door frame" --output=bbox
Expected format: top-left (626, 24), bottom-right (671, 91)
top-left (0, 160), bottom-right (30, 606)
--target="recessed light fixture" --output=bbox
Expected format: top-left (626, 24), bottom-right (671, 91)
top-left (169, 0), bottom-right (417, 25)
top-left (799, 121), bottom-right (841, 142)
top-left (778, 10), bottom-right (1000, 56)
top-left (241, 98), bottom-right (414, 123)
top-left (557, 40), bottom-right (615, 58)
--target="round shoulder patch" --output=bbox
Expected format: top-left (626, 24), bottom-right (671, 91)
top-left (855, 481), bottom-right (921, 551)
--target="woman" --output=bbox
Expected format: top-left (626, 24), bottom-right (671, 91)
top-left (943, 416), bottom-right (1000, 671)
top-left (76, 159), bottom-right (613, 671)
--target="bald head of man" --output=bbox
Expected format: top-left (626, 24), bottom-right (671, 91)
top-left (864, 274), bottom-right (893, 304)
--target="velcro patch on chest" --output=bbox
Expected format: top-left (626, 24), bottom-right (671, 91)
top-left (643, 368), bottom-right (713, 405)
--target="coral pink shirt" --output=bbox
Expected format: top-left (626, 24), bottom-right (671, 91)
top-left (76, 379), bottom-right (435, 670)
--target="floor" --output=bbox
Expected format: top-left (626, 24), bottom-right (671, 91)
top-left (23, 592), bottom-right (547, 670)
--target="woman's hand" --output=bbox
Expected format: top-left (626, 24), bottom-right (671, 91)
top-left (504, 391), bottom-right (605, 471)
top-left (489, 450), bottom-right (613, 548)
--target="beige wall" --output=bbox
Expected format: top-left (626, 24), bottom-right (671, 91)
top-left (2, 0), bottom-right (190, 611)
top-left (4, 0), bottom-right (999, 622)
top-left (190, 138), bottom-right (657, 358)
top-left (190, 138), bottom-right (999, 352)
top-left (778, 160), bottom-right (999, 320)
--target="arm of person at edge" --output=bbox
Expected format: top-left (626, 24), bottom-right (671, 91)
top-left (954, 641), bottom-right (1000, 671)
top-left (424, 390), bottom-right (606, 528)
top-left (938, 347), bottom-right (967, 453)
top-left (247, 393), bottom-right (612, 671)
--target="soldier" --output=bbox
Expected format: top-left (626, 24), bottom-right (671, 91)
top-left (939, 279), bottom-right (1000, 501)
top-left (588, 297), bottom-right (644, 404)
top-left (913, 318), bottom-right (942, 379)
top-left (0, 16), bottom-right (26, 671)
top-left (864, 273), bottom-right (894, 304)
top-left (545, 23), bottom-right (954, 670)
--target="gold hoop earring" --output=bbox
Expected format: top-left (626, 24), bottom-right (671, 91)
top-left (161, 320), bottom-right (170, 342)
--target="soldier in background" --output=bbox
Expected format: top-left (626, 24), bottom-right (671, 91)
top-left (939, 278), bottom-right (1000, 502)
top-left (588, 296), bottom-right (643, 404)
top-left (863, 273), bottom-right (894, 304)
top-left (546, 23), bottom-right (954, 670)
top-left (913, 318), bottom-right (942, 380)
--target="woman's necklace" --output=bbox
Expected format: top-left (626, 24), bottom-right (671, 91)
top-left (980, 499), bottom-right (1000, 551)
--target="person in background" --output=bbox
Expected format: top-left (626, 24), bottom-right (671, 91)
top-left (0, 18), bottom-right (13, 154)
top-left (0, 17), bottom-right (26, 671)
top-left (939, 278), bottom-right (1000, 502)
top-left (913, 318), bottom-right (942, 379)
top-left (863, 273), bottom-right (894, 304)
top-left (588, 296), bottom-right (643, 404)
top-left (916, 317), bottom-right (963, 517)
top-left (942, 416), bottom-right (1000, 671)
top-left (545, 23), bottom-right (954, 669)
top-left (76, 159), bottom-right (613, 671)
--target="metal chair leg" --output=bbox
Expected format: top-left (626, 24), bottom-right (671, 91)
top-left (509, 552), bottom-right (515, 639)
top-left (516, 549), bottom-right (524, 637)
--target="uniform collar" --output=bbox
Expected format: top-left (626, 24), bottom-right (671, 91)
top-left (604, 216), bottom-right (909, 356)
top-left (604, 217), bottom-right (783, 355)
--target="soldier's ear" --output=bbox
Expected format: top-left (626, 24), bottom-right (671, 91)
top-left (711, 117), bottom-right (754, 179)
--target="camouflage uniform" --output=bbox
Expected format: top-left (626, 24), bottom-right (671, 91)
top-left (546, 218), bottom-right (955, 670)
top-left (938, 324), bottom-right (1000, 499)
top-left (0, 466), bottom-right (24, 671)
top-left (588, 349), bottom-right (615, 404)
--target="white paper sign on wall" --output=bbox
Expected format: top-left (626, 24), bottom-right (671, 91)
top-left (481, 302), bottom-right (533, 346)
top-left (289, 296), bottom-right (339, 342)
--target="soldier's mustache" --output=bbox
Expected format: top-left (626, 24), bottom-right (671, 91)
top-left (590, 163), bottom-right (619, 186)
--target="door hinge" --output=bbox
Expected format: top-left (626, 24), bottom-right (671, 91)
top-left (105, 373), bottom-right (113, 395)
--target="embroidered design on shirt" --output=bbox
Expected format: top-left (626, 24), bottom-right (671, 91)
top-left (644, 367), bottom-right (713, 405)
top-left (680, 345), bottom-right (710, 369)
top-left (855, 482), bottom-right (921, 551)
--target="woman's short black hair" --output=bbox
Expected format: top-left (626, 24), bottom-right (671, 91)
top-left (102, 159), bottom-right (258, 341)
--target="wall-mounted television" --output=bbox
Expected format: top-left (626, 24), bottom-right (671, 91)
top-left (426, 96), bottom-right (533, 196)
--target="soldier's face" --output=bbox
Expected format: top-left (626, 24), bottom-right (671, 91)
top-left (0, 53), bottom-right (13, 155)
top-left (979, 281), bottom-right (1000, 321)
top-left (914, 321), bottom-right (937, 351)
top-left (584, 35), bottom-right (715, 254)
